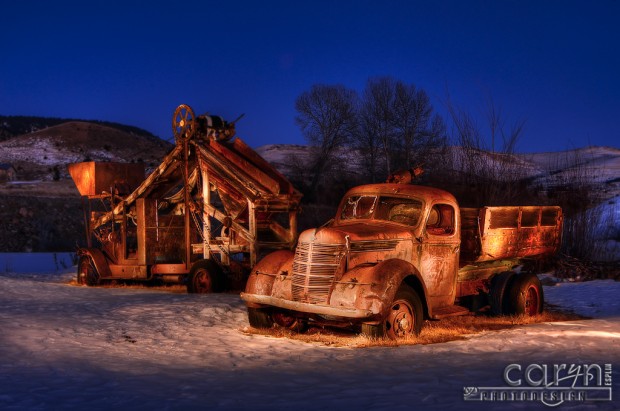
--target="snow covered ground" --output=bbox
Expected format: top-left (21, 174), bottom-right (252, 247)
top-left (0, 269), bottom-right (618, 411)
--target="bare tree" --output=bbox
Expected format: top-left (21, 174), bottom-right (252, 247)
top-left (356, 77), bottom-right (447, 179)
top-left (545, 147), bottom-right (601, 261)
top-left (356, 107), bottom-right (383, 182)
top-left (294, 79), bottom-right (447, 192)
top-left (295, 84), bottom-right (357, 198)
top-left (392, 81), bottom-right (447, 171)
top-left (359, 77), bottom-right (396, 176)
top-left (445, 94), bottom-right (527, 206)
top-left (484, 94), bottom-right (523, 155)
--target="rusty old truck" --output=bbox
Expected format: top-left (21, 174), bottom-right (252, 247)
top-left (241, 182), bottom-right (562, 339)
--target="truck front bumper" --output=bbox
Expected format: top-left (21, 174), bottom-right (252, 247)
top-left (240, 293), bottom-right (374, 319)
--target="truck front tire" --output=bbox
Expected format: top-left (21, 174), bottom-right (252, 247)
top-left (77, 256), bottom-right (100, 286)
top-left (247, 308), bottom-right (274, 329)
top-left (272, 311), bottom-right (308, 333)
top-left (362, 285), bottom-right (423, 340)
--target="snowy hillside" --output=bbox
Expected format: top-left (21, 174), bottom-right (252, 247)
top-left (0, 121), bottom-right (171, 180)
top-left (0, 269), bottom-right (618, 410)
top-left (525, 146), bottom-right (620, 198)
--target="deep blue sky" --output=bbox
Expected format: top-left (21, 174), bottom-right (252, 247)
top-left (1, 1), bottom-right (618, 152)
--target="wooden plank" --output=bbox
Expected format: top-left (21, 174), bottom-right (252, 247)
top-left (254, 197), bottom-right (301, 211)
top-left (248, 200), bottom-right (257, 267)
top-left (192, 243), bottom-right (250, 254)
top-left (203, 203), bottom-right (253, 242)
top-left (231, 138), bottom-right (296, 195)
top-left (210, 140), bottom-right (281, 194)
top-left (196, 145), bottom-right (260, 199)
top-left (269, 221), bottom-right (292, 243)
top-left (201, 168), bottom-right (211, 260)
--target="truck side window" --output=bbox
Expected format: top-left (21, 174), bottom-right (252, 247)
top-left (375, 197), bottom-right (423, 226)
top-left (426, 204), bottom-right (455, 235)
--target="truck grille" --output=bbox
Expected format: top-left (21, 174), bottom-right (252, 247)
top-left (291, 241), bottom-right (346, 304)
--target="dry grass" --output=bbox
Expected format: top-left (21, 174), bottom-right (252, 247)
top-left (66, 278), bottom-right (188, 293)
top-left (243, 306), bottom-right (585, 348)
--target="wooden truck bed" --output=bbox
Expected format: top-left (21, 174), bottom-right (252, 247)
top-left (460, 206), bottom-right (562, 263)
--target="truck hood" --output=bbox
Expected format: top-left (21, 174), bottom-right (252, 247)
top-left (298, 222), bottom-right (415, 245)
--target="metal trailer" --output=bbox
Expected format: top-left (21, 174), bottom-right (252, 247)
top-left (69, 104), bottom-right (302, 292)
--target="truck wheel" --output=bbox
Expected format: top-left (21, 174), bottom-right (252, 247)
top-left (273, 311), bottom-right (308, 333)
top-left (77, 256), bottom-right (100, 286)
top-left (507, 273), bottom-right (544, 316)
top-left (247, 308), bottom-right (274, 329)
top-left (489, 271), bottom-right (516, 315)
top-left (362, 285), bottom-right (423, 340)
top-left (187, 259), bottom-right (224, 293)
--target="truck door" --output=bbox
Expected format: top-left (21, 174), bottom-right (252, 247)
top-left (421, 203), bottom-right (460, 306)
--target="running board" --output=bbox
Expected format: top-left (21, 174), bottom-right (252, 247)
top-left (432, 305), bottom-right (471, 319)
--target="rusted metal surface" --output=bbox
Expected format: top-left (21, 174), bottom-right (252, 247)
top-left (386, 166), bottom-right (424, 184)
top-left (67, 162), bottom-right (145, 197)
top-left (242, 181), bottom-right (562, 338)
top-left (69, 104), bottom-right (301, 288)
top-left (240, 293), bottom-right (373, 318)
top-left (460, 206), bottom-right (563, 263)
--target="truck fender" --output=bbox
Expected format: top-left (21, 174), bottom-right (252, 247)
top-left (77, 248), bottom-right (112, 278)
top-left (334, 258), bottom-right (430, 322)
top-left (244, 250), bottom-right (294, 307)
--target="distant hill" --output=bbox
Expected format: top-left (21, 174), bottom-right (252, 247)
top-left (0, 121), bottom-right (172, 180)
top-left (0, 115), bottom-right (160, 143)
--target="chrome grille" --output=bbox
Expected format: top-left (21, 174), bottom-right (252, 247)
top-left (291, 241), bottom-right (345, 304)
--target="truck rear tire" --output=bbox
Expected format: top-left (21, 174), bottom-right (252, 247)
top-left (77, 256), bottom-right (100, 286)
top-left (247, 308), bottom-right (274, 329)
top-left (361, 285), bottom-right (423, 340)
top-left (506, 273), bottom-right (544, 316)
top-left (489, 271), bottom-right (516, 315)
top-left (187, 259), bottom-right (224, 293)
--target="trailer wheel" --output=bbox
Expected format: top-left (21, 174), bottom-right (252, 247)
top-left (506, 273), bottom-right (544, 316)
top-left (247, 308), bottom-right (274, 329)
top-left (77, 256), bottom-right (100, 286)
top-left (361, 285), bottom-right (423, 340)
top-left (187, 260), bottom-right (223, 293)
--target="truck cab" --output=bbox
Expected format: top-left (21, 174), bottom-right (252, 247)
top-left (241, 183), bottom-right (562, 339)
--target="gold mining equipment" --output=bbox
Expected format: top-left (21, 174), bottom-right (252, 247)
top-left (68, 104), bottom-right (301, 293)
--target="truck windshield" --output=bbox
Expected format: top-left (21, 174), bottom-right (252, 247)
top-left (340, 195), bottom-right (423, 227)
top-left (341, 195), bottom-right (377, 220)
